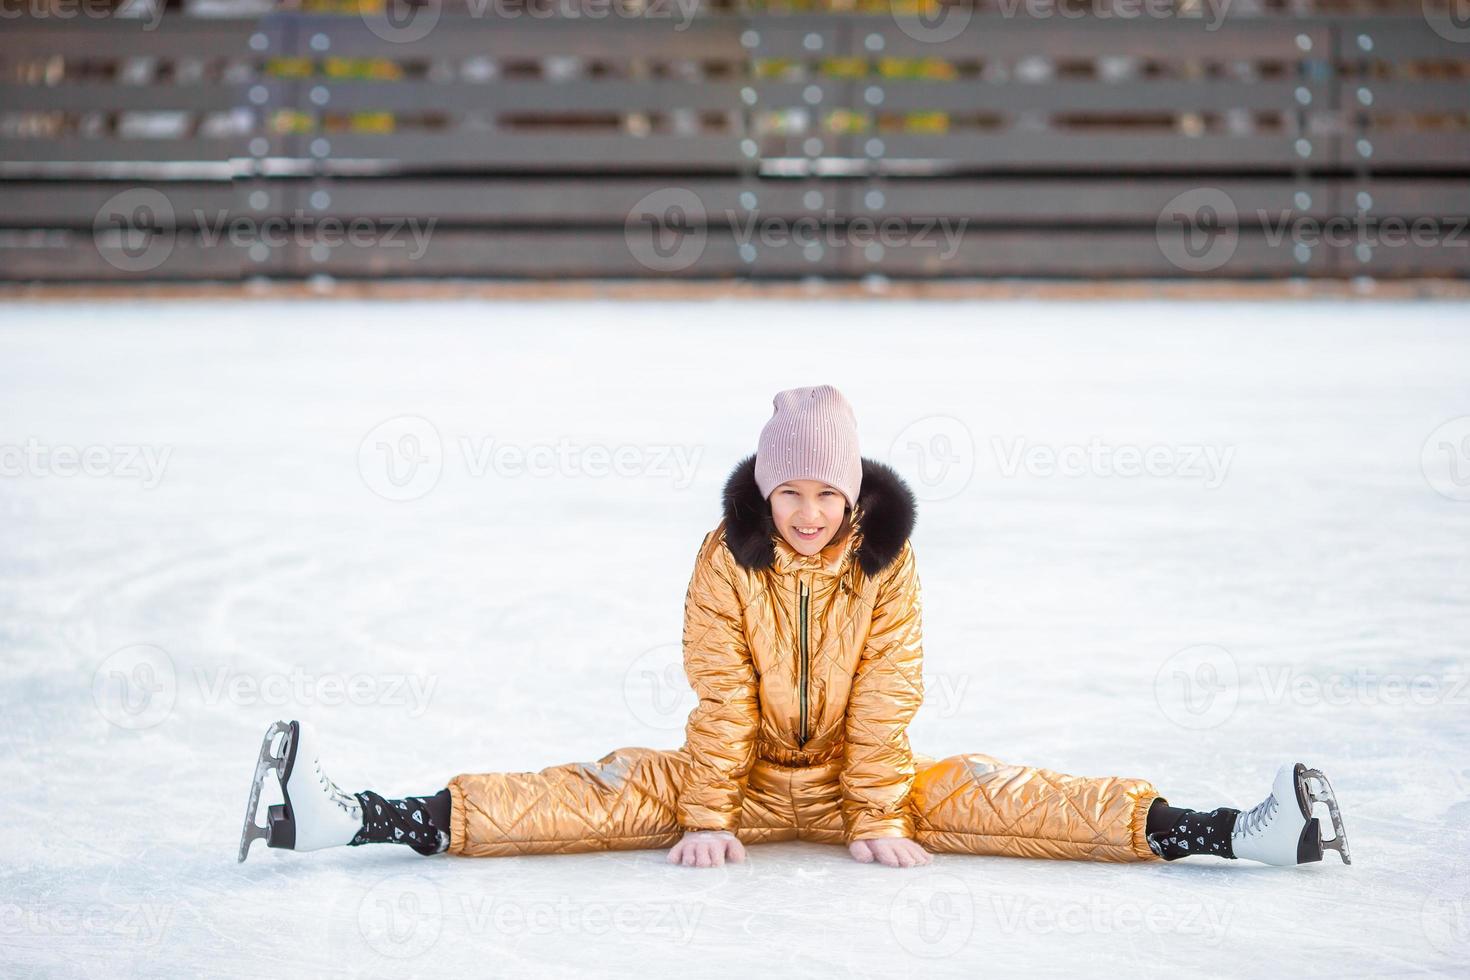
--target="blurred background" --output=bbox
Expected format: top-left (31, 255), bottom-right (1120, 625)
top-left (2, 0), bottom-right (1468, 283)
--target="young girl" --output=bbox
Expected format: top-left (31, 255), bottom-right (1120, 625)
top-left (238, 385), bottom-right (1350, 870)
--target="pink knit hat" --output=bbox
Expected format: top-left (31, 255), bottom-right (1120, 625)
top-left (754, 385), bottom-right (863, 508)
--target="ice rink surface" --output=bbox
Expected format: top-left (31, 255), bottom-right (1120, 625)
top-left (1, 298), bottom-right (1467, 978)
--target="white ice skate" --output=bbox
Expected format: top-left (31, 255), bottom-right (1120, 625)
top-left (237, 720), bottom-right (363, 862)
top-left (1231, 762), bottom-right (1350, 866)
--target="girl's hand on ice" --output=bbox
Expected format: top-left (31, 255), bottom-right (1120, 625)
top-left (848, 836), bottom-right (931, 868)
top-left (667, 830), bottom-right (745, 868)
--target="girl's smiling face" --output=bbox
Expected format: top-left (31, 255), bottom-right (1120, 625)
top-left (769, 479), bottom-right (850, 556)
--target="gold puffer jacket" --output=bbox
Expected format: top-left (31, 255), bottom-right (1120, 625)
top-left (447, 452), bottom-right (1162, 861)
top-left (677, 453), bottom-right (924, 841)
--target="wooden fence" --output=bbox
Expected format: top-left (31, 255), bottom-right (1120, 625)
top-left (1, 6), bottom-right (1467, 280)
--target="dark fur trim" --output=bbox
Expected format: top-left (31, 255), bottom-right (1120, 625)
top-left (721, 453), bottom-right (917, 578)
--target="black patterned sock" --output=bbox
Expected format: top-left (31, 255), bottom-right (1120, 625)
top-left (1145, 798), bottom-right (1239, 860)
top-left (349, 789), bottom-right (451, 856)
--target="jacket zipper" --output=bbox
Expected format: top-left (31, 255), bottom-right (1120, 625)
top-left (798, 577), bottom-right (810, 746)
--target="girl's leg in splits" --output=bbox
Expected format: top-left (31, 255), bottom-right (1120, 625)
top-left (907, 753), bottom-right (1163, 863)
top-left (907, 753), bottom-right (1346, 866)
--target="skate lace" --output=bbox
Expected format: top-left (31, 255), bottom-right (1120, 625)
top-left (1233, 792), bottom-right (1277, 839)
top-left (315, 759), bottom-right (361, 817)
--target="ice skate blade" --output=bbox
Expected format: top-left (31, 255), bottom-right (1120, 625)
top-left (1301, 767), bottom-right (1351, 866)
top-left (237, 721), bottom-right (292, 863)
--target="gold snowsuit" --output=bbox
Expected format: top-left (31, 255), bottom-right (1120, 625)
top-left (447, 456), bottom-right (1162, 862)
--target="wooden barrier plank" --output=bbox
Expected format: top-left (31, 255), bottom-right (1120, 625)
top-left (765, 133), bottom-right (1324, 169)
top-left (1342, 180), bottom-right (1470, 218)
top-left (1345, 134), bottom-right (1470, 169)
top-left (0, 231), bottom-right (249, 280)
top-left (0, 182), bottom-right (240, 225)
top-left (278, 79), bottom-right (742, 113)
top-left (748, 13), bottom-right (1327, 60)
top-left (0, 17), bottom-right (261, 58)
top-left (1334, 16), bottom-right (1470, 59)
top-left (817, 79), bottom-right (1318, 113)
top-left (298, 133), bottom-right (747, 170)
top-left (1338, 81), bottom-right (1470, 113)
top-left (0, 83), bottom-right (245, 113)
top-left (839, 230), bottom-right (1326, 277)
top-left (285, 13), bottom-right (745, 60)
top-left (0, 139), bottom-right (247, 164)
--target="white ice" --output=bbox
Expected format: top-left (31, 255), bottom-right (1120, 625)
top-left (1, 298), bottom-right (1467, 977)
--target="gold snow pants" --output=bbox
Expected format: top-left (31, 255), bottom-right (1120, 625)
top-left (447, 747), bottom-right (1162, 863)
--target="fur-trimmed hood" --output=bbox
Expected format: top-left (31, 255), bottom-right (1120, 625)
top-left (720, 453), bottom-right (917, 579)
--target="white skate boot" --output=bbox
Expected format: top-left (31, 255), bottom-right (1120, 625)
top-left (1231, 762), bottom-right (1351, 866)
top-left (237, 720), bottom-right (363, 862)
